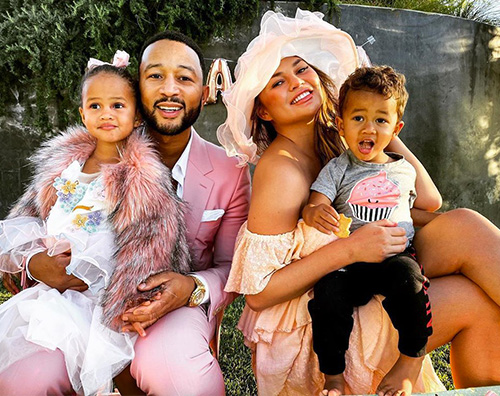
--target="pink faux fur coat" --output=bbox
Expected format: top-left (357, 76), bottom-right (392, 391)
top-left (7, 126), bottom-right (192, 328)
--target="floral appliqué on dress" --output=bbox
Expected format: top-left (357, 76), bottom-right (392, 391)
top-left (53, 176), bottom-right (105, 234)
top-left (53, 177), bottom-right (86, 212)
top-left (71, 211), bottom-right (103, 233)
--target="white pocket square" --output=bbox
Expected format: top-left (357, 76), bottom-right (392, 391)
top-left (201, 209), bottom-right (225, 222)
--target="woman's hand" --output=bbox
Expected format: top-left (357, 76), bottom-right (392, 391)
top-left (28, 250), bottom-right (88, 293)
top-left (121, 271), bottom-right (196, 336)
top-left (343, 219), bottom-right (407, 263)
top-left (246, 219), bottom-right (408, 311)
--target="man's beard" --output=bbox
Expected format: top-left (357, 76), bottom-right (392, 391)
top-left (141, 97), bottom-right (202, 136)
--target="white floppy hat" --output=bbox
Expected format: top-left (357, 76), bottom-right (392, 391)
top-left (217, 8), bottom-right (361, 166)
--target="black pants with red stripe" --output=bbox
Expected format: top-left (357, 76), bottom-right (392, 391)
top-left (308, 247), bottom-right (432, 375)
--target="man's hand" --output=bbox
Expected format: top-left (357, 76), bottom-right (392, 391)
top-left (2, 272), bottom-right (20, 295)
top-left (121, 271), bottom-right (196, 336)
top-left (28, 250), bottom-right (88, 293)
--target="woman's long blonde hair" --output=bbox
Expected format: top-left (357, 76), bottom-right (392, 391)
top-left (250, 64), bottom-right (345, 167)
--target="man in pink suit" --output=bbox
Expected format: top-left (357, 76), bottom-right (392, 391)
top-left (0, 31), bottom-right (250, 395)
top-left (114, 31), bottom-right (251, 395)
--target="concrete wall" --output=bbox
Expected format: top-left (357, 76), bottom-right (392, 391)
top-left (1, 2), bottom-right (499, 225)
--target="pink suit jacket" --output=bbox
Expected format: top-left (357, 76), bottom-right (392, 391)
top-left (182, 130), bottom-right (251, 322)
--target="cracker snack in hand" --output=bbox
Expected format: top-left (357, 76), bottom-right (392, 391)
top-left (334, 213), bottom-right (352, 238)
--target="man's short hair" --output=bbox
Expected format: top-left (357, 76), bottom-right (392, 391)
top-left (139, 30), bottom-right (206, 76)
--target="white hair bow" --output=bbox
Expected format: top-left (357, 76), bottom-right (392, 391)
top-left (87, 50), bottom-right (130, 70)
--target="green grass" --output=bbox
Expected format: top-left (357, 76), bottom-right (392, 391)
top-left (219, 296), bottom-right (258, 395)
top-left (431, 343), bottom-right (453, 390)
top-left (0, 285), bottom-right (452, 394)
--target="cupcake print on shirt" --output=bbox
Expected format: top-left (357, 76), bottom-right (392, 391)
top-left (347, 171), bottom-right (400, 222)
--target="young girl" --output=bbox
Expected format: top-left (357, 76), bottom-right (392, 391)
top-left (0, 51), bottom-right (191, 395)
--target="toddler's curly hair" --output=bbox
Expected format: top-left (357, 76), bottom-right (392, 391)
top-left (338, 65), bottom-right (408, 121)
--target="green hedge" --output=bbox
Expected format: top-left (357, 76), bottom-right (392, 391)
top-left (0, 0), bottom-right (262, 134)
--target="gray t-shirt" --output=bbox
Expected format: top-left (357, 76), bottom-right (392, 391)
top-left (311, 150), bottom-right (417, 241)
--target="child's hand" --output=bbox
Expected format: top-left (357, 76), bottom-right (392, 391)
top-left (2, 273), bottom-right (20, 295)
top-left (303, 203), bottom-right (340, 234)
top-left (122, 292), bottom-right (162, 337)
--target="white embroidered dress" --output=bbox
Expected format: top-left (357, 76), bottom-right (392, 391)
top-left (0, 160), bottom-right (136, 395)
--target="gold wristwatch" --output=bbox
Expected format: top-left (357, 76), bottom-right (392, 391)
top-left (187, 274), bottom-right (206, 307)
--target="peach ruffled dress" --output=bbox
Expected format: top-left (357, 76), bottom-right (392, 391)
top-left (225, 220), bottom-right (445, 396)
